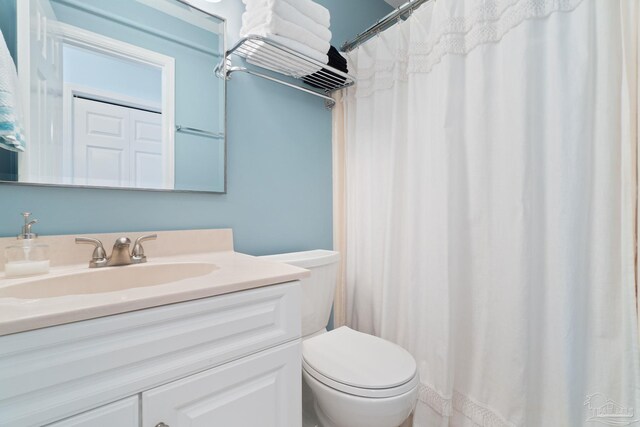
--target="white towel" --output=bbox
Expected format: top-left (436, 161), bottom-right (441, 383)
top-left (244, 36), bottom-right (326, 77)
top-left (0, 29), bottom-right (25, 153)
top-left (243, 2), bottom-right (331, 43)
top-left (242, 0), bottom-right (330, 29)
top-left (240, 11), bottom-right (330, 55)
top-left (268, 34), bottom-right (327, 64)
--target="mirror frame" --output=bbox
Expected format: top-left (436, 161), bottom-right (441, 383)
top-left (0, 0), bottom-right (228, 194)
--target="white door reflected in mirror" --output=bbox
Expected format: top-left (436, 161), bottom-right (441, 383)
top-left (73, 98), bottom-right (166, 189)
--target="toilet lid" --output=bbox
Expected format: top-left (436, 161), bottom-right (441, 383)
top-left (302, 327), bottom-right (418, 398)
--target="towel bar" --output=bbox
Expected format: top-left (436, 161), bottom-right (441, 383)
top-left (175, 126), bottom-right (224, 139)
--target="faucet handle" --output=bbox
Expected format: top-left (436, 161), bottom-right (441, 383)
top-left (132, 234), bottom-right (157, 262)
top-left (75, 237), bottom-right (108, 268)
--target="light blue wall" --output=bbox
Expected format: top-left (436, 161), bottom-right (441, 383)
top-left (63, 45), bottom-right (162, 105)
top-left (0, 0), bottom-right (392, 255)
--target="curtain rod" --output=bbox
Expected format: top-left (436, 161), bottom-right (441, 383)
top-left (341, 0), bottom-right (431, 53)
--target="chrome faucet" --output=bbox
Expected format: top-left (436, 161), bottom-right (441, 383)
top-left (75, 234), bottom-right (157, 268)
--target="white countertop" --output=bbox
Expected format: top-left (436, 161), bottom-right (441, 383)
top-left (0, 229), bottom-right (309, 336)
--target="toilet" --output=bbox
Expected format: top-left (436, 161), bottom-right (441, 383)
top-left (260, 250), bottom-right (419, 427)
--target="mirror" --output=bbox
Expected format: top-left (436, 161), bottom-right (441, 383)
top-left (0, 0), bottom-right (226, 193)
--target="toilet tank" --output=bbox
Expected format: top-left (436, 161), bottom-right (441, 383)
top-left (260, 250), bottom-right (340, 337)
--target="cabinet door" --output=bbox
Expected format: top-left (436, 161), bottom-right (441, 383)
top-left (46, 396), bottom-right (139, 427)
top-left (143, 341), bottom-right (301, 427)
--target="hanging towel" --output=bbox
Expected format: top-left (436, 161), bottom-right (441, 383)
top-left (242, 0), bottom-right (330, 28)
top-left (303, 45), bottom-right (348, 89)
top-left (244, 36), bottom-right (325, 76)
top-left (240, 11), bottom-right (330, 55)
top-left (243, 3), bottom-right (332, 43)
top-left (0, 29), bottom-right (25, 153)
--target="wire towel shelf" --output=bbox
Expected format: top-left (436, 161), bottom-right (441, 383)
top-left (216, 36), bottom-right (356, 109)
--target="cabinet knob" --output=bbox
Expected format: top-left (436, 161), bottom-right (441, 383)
top-left (156, 423), bottom-right (169, 427)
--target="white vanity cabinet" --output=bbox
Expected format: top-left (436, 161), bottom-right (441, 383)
top-left (0, 282), bottom-right (302, 427)
top-left (143, 341), bottom-right (300, 426)
top-left (46, 397), bottom-right (139, 427)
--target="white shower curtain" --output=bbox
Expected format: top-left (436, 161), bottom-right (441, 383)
top-left (341, 0), bottom-right (640, 426)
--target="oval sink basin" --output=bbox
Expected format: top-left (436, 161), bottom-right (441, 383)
top-left (0, 262), bottom-right (218, 299)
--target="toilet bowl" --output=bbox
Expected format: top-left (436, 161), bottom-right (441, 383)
top-left (260, 250), bottom-right (418, 427)
top-left (303, 326), bottom-right (419, 427)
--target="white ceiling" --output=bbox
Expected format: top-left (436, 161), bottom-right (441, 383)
top-left (384, 0), bottom-right (407, 7)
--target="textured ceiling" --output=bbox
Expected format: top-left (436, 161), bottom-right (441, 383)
top-left (384, 0), bottom-right (407, 7)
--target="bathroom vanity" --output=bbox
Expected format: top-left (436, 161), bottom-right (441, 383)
top-left (0, 229), bottom-right (308, 427)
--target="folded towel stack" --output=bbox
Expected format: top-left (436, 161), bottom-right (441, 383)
top-left (240, 0), bottom-right (332, 75)
top-left (0, 29), bottom-right (25, 153)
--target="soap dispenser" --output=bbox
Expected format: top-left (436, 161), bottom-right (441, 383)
top-left (4, 212), bottom-right (50, 278)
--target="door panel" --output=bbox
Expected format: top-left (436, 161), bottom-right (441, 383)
top-left (130, 109), bottom-right (164, 188)
top-left (73, 97), bottom-right (129, 187)
top-left (46, 396), bottom-right (138, 427)
top-left (85, 146), bottom-right (126, 187)
top-left (134, 151), bottom-right (163, 189)
top-left (72, 97), bottom-right (164, 188)
top-left (142, 341), bottom-right (301, 427)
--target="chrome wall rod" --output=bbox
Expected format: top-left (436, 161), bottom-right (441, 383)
top-left (341, 0), bottom-right (431, 52)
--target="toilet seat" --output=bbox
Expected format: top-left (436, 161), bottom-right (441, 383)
top-left (302, 327), bottom-right (419, 398)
